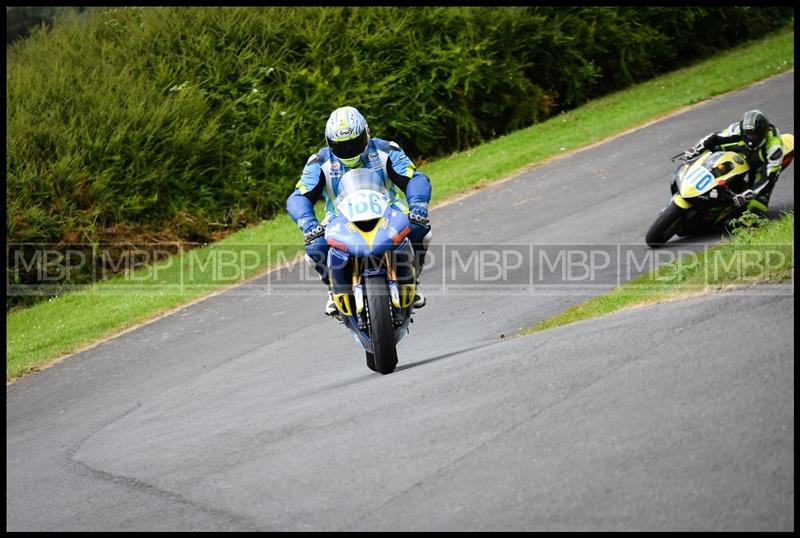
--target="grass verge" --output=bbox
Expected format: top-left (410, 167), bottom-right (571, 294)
top-left (6, 27), bottom-right (794, 381)
top-left (519, 211), bottom-right (794, 336)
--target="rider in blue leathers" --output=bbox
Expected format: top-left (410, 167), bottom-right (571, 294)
top-left (286, 106), bottom-right (432, 315)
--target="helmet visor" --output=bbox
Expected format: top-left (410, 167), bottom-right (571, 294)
top-left (743, 130), bottom-right (761, 147)
top-left (328, 130), bottom-right (368, 159)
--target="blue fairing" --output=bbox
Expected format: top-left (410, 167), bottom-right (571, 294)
top-left (326, 237), bottom-right (415, 353)
top-left (324, 208), bottom-right (411, 258)
top-left (324, 205), bottom-right (415, 354)
top-left (321, 168), bottom-right (419, 358)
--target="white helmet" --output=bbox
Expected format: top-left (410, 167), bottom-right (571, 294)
top-left (325, 106), bottom-right (370, 168)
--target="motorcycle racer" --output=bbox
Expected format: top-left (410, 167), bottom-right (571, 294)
top-left (286, 106), bottom-right (432, 315)
top-left (686, 110), bottom-right (788, 213)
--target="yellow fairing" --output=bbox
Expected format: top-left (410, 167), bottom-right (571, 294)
top-left (679, 184), bottom-right (701, 198)
top-left (678, 151), bottom-right (749, 199)
top-left (390, 283), bottom-right (416, 309)
top-left (780, 133), bottom-right (794, 153)
top-left (399, 283), bottom-right (416, 308)
top-left (354, 224), bottom-right (380, 248)
top-left (672, 194), bottom-right (692, 209)
top-left (332, 293), bottom-right (353, 316)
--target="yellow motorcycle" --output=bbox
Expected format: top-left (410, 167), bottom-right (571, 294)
top-left (645, 134), bottom-right (794, 248)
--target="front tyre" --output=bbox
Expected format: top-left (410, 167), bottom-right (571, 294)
top-left (646, 202), bottom-right (687, 248)
top-left (365, 351), bottom-right (377, 372)
top-left (365, 275), bottom-right (398, 374)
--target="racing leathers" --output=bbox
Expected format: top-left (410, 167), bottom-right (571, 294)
top-left (286, 137), bottom-right (432, 292)
top-left (693, 121), bottom-right (787, 213)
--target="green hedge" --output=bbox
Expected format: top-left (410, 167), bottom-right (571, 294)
top-left (6, 7), bottom-right (793, 274)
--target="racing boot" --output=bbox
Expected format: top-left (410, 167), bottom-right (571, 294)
top-left (412, 247), bottom-right (428, 309)
top-left (324, 290), bottom-right (338, 316)
top-left (747, 188), bottom-right (772, 218)
top-left (319, 276), bottom-right (337, 317)
top-left (747, 173), bottom-right (779, 218)
top-left (413, 285), bottom-right (426, 309)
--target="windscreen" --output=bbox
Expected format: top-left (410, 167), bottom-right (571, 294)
top-left (334, 168), bottom-right (391, 222)
top-left (337, 168), bottom-right (388, 198)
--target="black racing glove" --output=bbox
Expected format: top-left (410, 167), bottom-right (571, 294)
top-left (699, 133), bottom-right (720, 151)
top-left (732, 189), bottom-right (755, 208)
top-left (685, 133), bottom-right (719, 159)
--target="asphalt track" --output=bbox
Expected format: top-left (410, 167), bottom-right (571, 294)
top-left (6, 72), bottom-right (794, 531)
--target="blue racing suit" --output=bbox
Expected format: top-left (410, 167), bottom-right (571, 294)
top-left (286, 137), bottom-right (432, 284)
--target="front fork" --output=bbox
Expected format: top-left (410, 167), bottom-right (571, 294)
top-left (331, 242), bottom-right (417, 330)
top-left (384, 249), bottom-right (416, 327)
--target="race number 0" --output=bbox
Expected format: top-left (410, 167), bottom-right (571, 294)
top-left (686, 167), bottom-right (713, 191)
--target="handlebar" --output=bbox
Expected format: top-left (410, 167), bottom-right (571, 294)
top-left (672, 147), bottom-right (705, 163)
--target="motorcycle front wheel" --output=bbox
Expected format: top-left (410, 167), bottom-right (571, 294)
top-left (365, 351), bottom-right (377, 372)
top-left (645, 202), bottom-right (687, 248)
top-left (365, 275), bottom-right (398, 374)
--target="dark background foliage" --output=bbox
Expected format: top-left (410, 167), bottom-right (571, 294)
top-left (6, 6), bottom-right (793, 308)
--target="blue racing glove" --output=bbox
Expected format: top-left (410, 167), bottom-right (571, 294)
top-left (409, 204), bottom-right (430, 228)
top-left (300, 218), bottom-right (324, 245)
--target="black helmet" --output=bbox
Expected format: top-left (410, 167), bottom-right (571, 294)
top-left (739, 110), bottom-right (769, 149)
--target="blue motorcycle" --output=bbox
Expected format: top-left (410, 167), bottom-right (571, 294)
top-left (324, 169), bottom-right (418, 374)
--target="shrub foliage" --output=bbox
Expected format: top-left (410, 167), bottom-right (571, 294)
top-left (6, 7), bottom-right (793, 303)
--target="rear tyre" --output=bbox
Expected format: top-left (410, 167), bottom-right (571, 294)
top-left (365, 275), bottom-right (398, 374)
top-left (646, 202), bottom-right (687, 248)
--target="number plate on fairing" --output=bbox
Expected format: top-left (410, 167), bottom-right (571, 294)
top-left (338, 189), bottom-right (390, 222)
top-left (685, 166), bottom-right (714, 192)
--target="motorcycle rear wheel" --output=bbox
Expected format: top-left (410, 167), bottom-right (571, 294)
top-left (646, 202), bottom-right (687, 248)
top-left (365, 275), bottom-right (398, 374)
